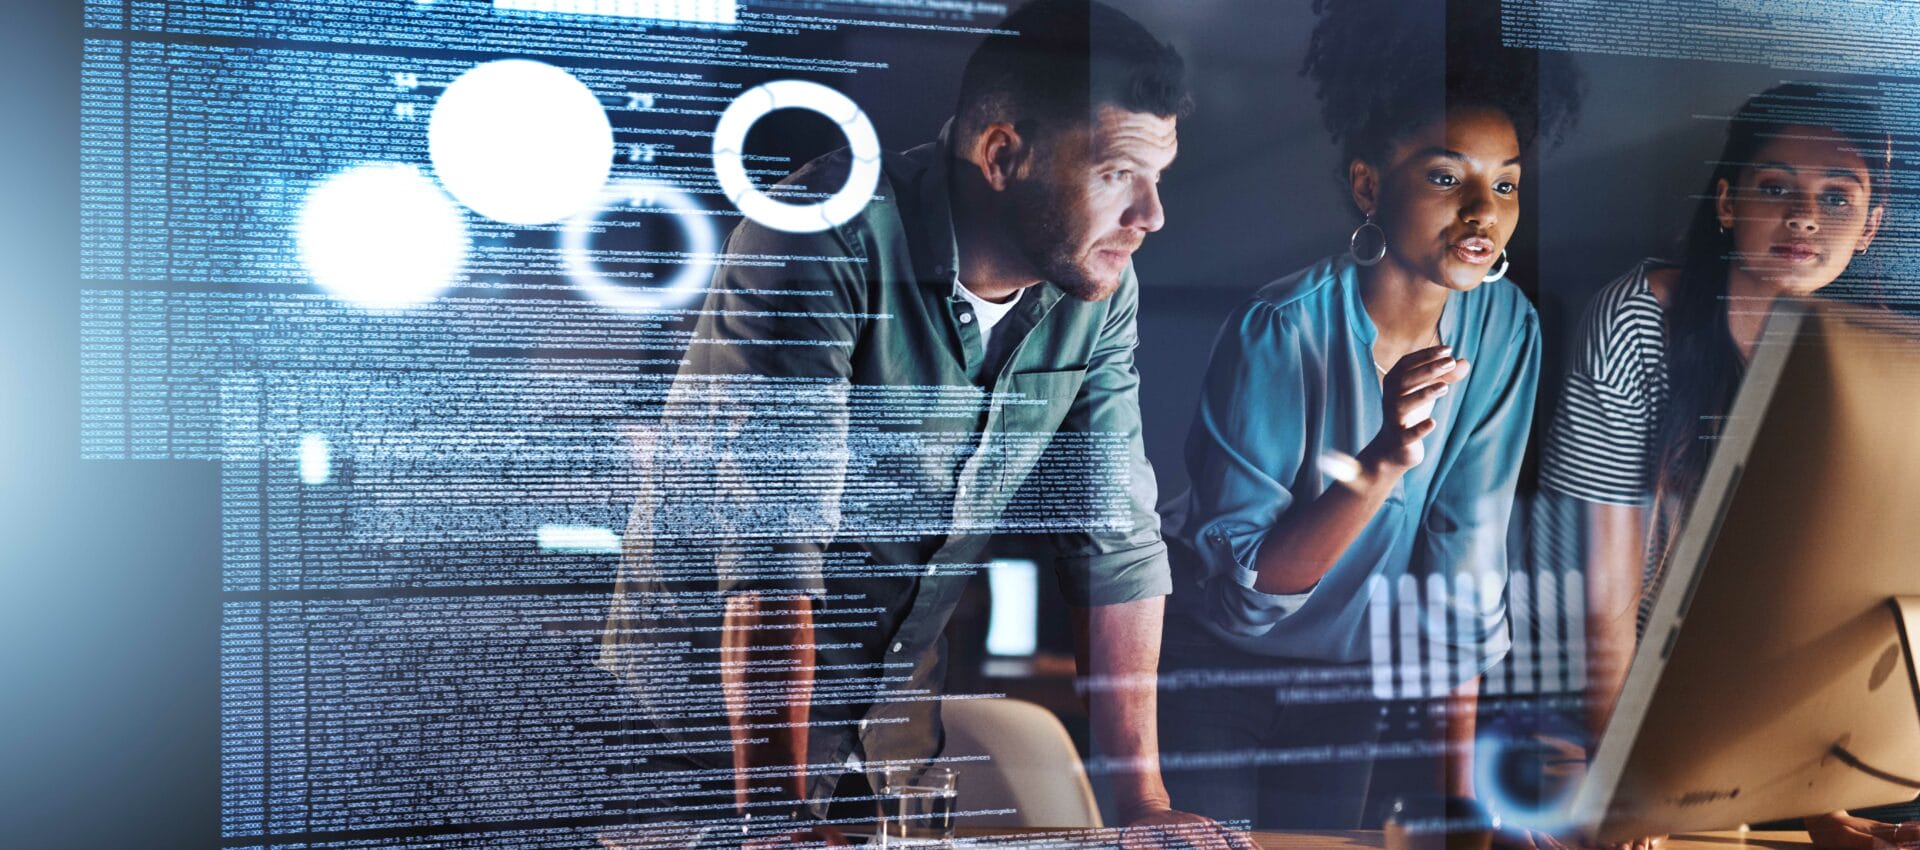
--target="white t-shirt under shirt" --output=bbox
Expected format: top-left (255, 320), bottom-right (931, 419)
top-left (954, 279), bottom-right (1023, 352)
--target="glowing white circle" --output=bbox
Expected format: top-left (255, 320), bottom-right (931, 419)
top-left (562, 178), bottom-right (718, 314)
top-left (429, 59), bottom-right (613, 225)
top-left (296, 163), bottom-right (468, 310)
top-left (1472, 729), bottom-right (1581, 835)
top-left (710, 79), bottom-right (882, 233)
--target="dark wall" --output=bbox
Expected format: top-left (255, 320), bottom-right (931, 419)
top-left (1108, 2), bottom-right (1841, 497)
top-left (3, 4), bottom-right (224, 849)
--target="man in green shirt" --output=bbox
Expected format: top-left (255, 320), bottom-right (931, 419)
top-left (603, 2), bottom-right (1247, 847)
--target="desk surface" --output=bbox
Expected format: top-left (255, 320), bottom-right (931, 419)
top-left (954, 829), bottom-right (1813, 849)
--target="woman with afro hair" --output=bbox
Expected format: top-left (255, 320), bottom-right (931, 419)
top-left (1155, 0), bottom-right (1581, 828)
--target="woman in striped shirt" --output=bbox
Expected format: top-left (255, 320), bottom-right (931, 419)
top-left (1540, 82), bottom-right (1904, 844)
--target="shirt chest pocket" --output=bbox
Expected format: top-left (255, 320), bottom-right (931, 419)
top-left (994, 368), bottom-right (1084, 436)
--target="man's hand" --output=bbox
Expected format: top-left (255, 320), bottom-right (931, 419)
top-left (1807, 811), bottom-right (1920, 850)
top-left (1120, 807), bottom-right (1256, 850)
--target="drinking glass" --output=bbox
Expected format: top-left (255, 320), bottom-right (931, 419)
top-left (873, 765), bottom-right (957, 847)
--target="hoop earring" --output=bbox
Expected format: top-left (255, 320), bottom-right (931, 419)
top-left (1481, 250), bottom-right (1510, 284)
top-left (1349, 213), bottom-right (1387, 266)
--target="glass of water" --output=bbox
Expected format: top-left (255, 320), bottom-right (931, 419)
top-left (874, 764), bottom-right (957, 847)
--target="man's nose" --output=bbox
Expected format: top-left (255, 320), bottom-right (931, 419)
top-left (1124, 180), bottom-right (1166, 233)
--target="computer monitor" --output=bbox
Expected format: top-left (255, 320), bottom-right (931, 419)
top-left (1572, 301), bottom-right (1920, 841)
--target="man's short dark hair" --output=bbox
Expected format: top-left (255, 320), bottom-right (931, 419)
top-left (954, 0), bottom-right (1191, 147)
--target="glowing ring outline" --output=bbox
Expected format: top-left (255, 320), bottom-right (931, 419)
top-left (562, 177), bottom-right (718, 314)
top-left (1471, 727), bottom-right (1583, 835)
top-left (710, 80), bottom-right (881, 233)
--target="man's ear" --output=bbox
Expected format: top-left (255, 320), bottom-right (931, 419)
top-left (1348, 158), bottom-right (1380, 218)
top-left (970, 121), bottom-right (1027, 192)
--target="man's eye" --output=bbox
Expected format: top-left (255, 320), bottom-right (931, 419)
top-left (1495, 180), bottom-right (1518, 195)
top-left (1821, 192), bottom-right (1851, 207)
top-left (1104, 170), bottom-right (1132, 183)
top-left (1757, 182), bottom-right (1790, 197)
top-left (1428, 172), bottom-right (1458, 187)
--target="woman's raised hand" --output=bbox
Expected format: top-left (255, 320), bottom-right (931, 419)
top-left (1366, 345), bottom-right (1469, 471)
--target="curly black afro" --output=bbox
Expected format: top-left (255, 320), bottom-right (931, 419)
top-left (1301, 0), bottom-right (1584, 172)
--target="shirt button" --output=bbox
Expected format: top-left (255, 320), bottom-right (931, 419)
top-left (958, 312), bottom-right (973, 324)
top-left (891, 642), bottom-right (904, 653)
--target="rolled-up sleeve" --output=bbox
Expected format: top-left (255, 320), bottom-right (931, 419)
top-left (1539, 275), bottom-right (1660, 506)
top-left (633, 199), bottom-right (866, 598)
top-left (1179, 299), bottom-right (1324, 635)
top-left (1050, 267), bottom-right (1173, 607)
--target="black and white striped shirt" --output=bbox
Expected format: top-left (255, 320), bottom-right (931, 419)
top-left (1537, 261), bottom-right (1674, 633)
top-left (1541, 261), bottom-right (1672, 507)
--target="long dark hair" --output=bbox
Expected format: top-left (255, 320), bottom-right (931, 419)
top-left (1653, 83), bottom-right (1893, 529)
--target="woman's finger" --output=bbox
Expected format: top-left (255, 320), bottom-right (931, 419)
top-left (1400, 343), bottom-right (1453, 365)
top-left (1894, 822), bottom-right (1920, 846)
top-left (1398, 355), bottom-right (1461, 386)
top-left (1388, 345), bottom-right (1454, 377)
top-left (1398, 380), bottom-right (1452, 403)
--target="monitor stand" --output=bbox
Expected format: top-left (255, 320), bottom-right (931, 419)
top-left (1807, 599), bottom-right (1920, 807)
top-left (1893, 597), bottom-right (1920, 711)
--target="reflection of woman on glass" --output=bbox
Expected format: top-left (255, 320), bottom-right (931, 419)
top-left (1155, 0), bottom-right (1580, 828)
top-left (1539, 83), bottom-right (1908, 845)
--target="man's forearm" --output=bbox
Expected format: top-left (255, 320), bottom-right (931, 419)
top-left (1078, 595), bottom-right (1172, 819)
top-left (722, 593), bottom-right (818, 810)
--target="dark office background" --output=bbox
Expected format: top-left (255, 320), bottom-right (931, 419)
top-left (1, 1), bottom-right (1896, 844)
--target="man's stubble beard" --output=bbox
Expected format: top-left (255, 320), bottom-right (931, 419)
top-left (1004, 173), bottom-right (1119, 303)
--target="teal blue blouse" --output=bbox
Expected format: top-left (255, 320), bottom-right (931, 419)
top-left (1162, 254), bottom-right (1539, 674)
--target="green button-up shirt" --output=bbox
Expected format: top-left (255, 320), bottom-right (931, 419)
top-left (601, 127), bottom-right (1170, 816)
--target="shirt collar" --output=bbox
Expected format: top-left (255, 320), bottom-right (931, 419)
top-left (916, 119), bottom-right (965, 294)
top-left (920, 119), bottom-right (1064, 317)
top-left (1337, 253), bottom-right (1377, 346)
top-left (1339, 252), bottom-right (1459, 351)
